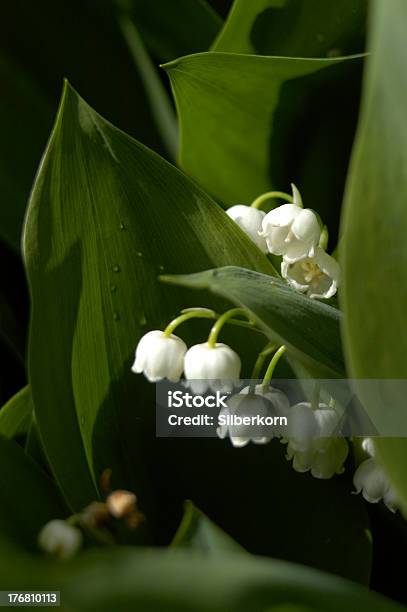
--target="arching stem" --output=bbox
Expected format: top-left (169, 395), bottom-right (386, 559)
top-left (261, 345), bottom-right (286, 390)
top-left (250, 191), bottom-right (293, 210)
top-left (207, 308), bottom-right (251, 348)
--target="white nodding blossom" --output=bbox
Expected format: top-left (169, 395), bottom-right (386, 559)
top-left (281, 247), bottom-right (340, 299)
top-left (132, 330), bottom-right (187, 382)
top-left (184, 342), bottom-right (241, 393)
top-left (38, 519), bottom-right (82, 559)
top-left (259, 204), bottom-right (320, 262)
top-left (217, 384), bottom-right (290, 447)
top-left (226, 205), bottom-right (268, 252)
top-left (282, 402), bottom-right (348, 479)
top-left (353, 458), bottom-right (400, 512)
top-left (353, 438), bottom-right (400, 513)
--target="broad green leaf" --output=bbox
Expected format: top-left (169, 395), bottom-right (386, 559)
top-left (118, 0), bottom-right (222, 63)
top-left (341, 0), bottom-right (407, 510)
top-left (165, 51), bottom-right (363, 235)
top-left (25, 413), bottom-right (50, 474)
top-left (172, 501), bottom-right (244, 553)
top-left (212, 0), bottom-right (367, 57)
top-left (23, 82), bottom-right (275, 512)
top-left (0, 57), bottom-right (53, 252)
top-left (118, 16), bottom-right (178, 160)
top-left (0, 386), bottom-right (32, 439)
top-left (163, 266), bottom-right (345, 377)
top-left (0, 435), bottom-right (66, 550)
top-left (0, 547), bottom-right (397, 612)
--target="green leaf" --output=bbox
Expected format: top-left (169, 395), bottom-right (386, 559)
top-left (118, 15), bottom-right (178, 160)
top-left (0, 547), bottom-right (397, 612)
top-left (23, 82), bottom-right (275, 513)
top-left (118, 0), bottom-right (222, 63)
top-left (0, 56), bottom-right (54, 252)
top-left (212, 0), bottom-right (367, 57)
top-left (0, 386), bottom-right (32, 439)
top-left (340, 0), bottom-right (407, 510)
top-left (0, 435), bottom-right (66, 550)
top-left (162, 266), bottom-right (345, 377)
top-left (164, 51), bottom-right (364, 235)
top-left (172, 501), bottom-right (244, 553)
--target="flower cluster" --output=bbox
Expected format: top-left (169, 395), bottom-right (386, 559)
top-left (130, 184), bottom-right (400, 515)
top-left (132, 309), bottom-right (243, 386)
top-left (133, 331), bottom-right (241, 386)
top-left (216, 384), bottom-right (348, 479)
top-left (132, 316), bottom-right (401, 514)
top-left (227, 185), bottom-right (339, 300)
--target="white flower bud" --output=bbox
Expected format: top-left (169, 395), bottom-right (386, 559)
top-left (184, 342), bottom-right (241, 393)
top-left (281, 247), bottom-right (339, 299)
top-left (226, 205), bottom-right (268, 252)
top-left (217, 384), bottom-right (289, 447)
top-left (38, 519), bottom-right (82, 559)
top-left (106, 490), bottom-right (137, 518)
top-left (353, 457), bottom-right (399, 513)
top-left (259, 204), bottom-right (320, 262)
top-left (132, 330), bottom-right (187, 382)
top-left (361, 437), bottom-right (376, 457)
top-left (282, 402), bottom-right (348, 479)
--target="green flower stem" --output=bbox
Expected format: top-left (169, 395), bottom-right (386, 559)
top-left (261, 345), bottom-right (286, 389)
top-left (319, 225), bottom-right (329, 250)
top-left (207, 308), bottom-right (250, 348)
top-left (163, 309), bottom-right (217, 336)
top-left (251, 342), bottom-right (277, 380)
top-left (249, 342), bottom-right (277, 393)
top-left (163, 308), bottom-right (264, 338)
top-left (250, 191), bottom-right (293, 210)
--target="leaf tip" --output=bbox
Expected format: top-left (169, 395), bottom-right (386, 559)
top-left (160, 59), bottom-right (179, 72)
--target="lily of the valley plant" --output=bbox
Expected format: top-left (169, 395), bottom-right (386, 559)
top-left (131, 185), bottom-right (398, 513)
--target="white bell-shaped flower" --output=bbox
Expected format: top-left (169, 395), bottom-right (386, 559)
top-left (353, 457), bottom-right (400, 512)
top-left (226, 205), bottom-right (268, 252)
top-left (281, 247), bottom-right (339, 299)
top-left (132, 330), bottom-right (187, 382)
top-left (282, 402), bottom-right (348, 479)
top-left (184, 342), bottom-right (241, 393)
top-left (259, 204), bottom-right (320, 262)
top-left (38, 519), bottom-right (82, 559)
top-left (217, 384), bottom-right (289, 447)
